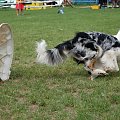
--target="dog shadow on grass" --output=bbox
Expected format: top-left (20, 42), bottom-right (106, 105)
top-left (10, 63), bottom-right (88, 80)
top-left (10, 62), bottom-right (120, 82)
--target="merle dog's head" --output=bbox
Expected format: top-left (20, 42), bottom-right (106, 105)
top-left (71, 40), bottom-right (101, 62)
top-left (69, 32), bottom-right (104, 63)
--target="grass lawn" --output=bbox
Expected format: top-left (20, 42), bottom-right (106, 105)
top-left (0, 7), bottom-right (120, 120)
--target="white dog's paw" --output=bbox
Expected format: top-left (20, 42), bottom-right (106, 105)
top-left (89, 69), bottom-right (108, 80)
top-left (92, 69), bottom-right (107, 75)
top-left (104, 67), bottom-right (119, 72)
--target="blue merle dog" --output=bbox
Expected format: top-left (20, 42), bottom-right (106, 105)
top-left (36, 31), bottom-right (120, 80)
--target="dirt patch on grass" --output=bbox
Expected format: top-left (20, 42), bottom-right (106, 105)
top-left (64, 106), bottom-right (77, 120)
top-left (29, 104), bottom-right (39, 112)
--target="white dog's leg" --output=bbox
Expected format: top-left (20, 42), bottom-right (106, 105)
top-left (90, 69), bottom-right (108, 80)
top-left (85, 49), bottom-right (119, 80)
top-left (101, 50), bottom-right (119, 72)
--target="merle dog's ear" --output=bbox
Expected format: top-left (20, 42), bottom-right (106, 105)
top-left (95, 44), bottom-right (103, 58)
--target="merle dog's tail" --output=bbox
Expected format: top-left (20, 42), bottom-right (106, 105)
top-left (36, 40), bottom-right (69, 65)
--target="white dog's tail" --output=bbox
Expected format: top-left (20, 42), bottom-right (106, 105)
top-left (114, 30), bottom-right (120, 41)
top-left (36, 40), bottom-right (68, 65)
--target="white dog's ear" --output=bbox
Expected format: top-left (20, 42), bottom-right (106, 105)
top-left (95, 44), bottom-right (103, 58)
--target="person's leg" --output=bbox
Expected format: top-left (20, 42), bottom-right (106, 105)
top-left (114, 0), bottom-right (117, 7)
top-left (20, 9), bottom-right (24, 15)
top-left (16, 9), bottom-right (19, 16)
top-left (20, 3), bottom-right (24, 15)
top-left (16, 4), bottom-right (20, 16)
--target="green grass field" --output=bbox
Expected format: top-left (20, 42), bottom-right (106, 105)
top-left (0, 7), bottom-right (120, 120)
